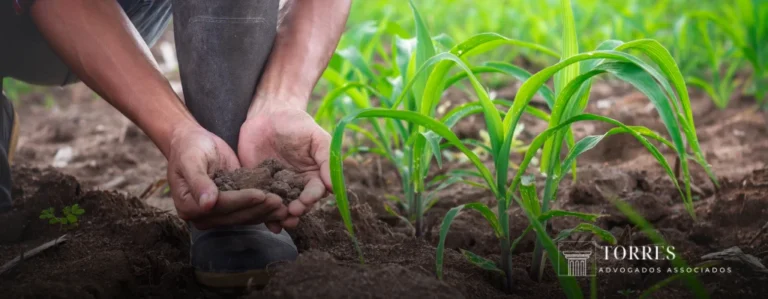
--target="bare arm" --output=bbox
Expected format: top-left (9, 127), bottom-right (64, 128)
top-left (30, 0), bottom-right (194, 158)
top-left (247, 0), bottom-right (351, 115)
top-left (238, 0), bottom-right (350, 228)
top-left (30, 0), bottom-right (286, 228)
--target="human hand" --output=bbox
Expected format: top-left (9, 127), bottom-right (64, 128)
top-left (167, 124), bottom-right (288, 232)
top-left (238, 102), bottom-right (332, 229)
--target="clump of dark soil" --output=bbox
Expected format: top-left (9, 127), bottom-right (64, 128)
top-left (0, 167), bottom-right (205, 299)
top-left (214, 159), bottom-right (304, 204)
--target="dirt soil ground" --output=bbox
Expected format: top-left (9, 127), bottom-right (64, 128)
top-left (215, 160), bottom-right (305, 203)
top-left (2, 74), bottom-right (768, 298)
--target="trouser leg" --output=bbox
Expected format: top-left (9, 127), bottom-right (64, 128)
top-left (0, 0), bottom-right (171, 212)
top-left (170, 0), bottom-right (279, 151)
top-left (0, 0), bottom-right (172, 85)
top-left (170, 3), bottom-right (297, 284)
top-left (0, 80), bottom-right (16, 212)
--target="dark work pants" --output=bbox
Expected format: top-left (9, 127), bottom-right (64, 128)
top-left (171, 0), bottom-right (279, 150)
top-left (0, 0), bottom-right (279, 210)
top-left (0, 80), bottom-right (12, 212)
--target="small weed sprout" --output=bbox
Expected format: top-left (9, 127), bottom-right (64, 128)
top-left (39, 204), bottom-right (86, 229)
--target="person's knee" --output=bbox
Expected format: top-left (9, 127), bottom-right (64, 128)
top-left (58, 0), bottom-right (173, 86)
top-left (127, 0), bottom-right (173, 48)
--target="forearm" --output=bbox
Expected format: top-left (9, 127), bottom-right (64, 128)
top-left (30, 0), bottom-right (196, 157)
top-left (247, 0), bottom-right (351, 116)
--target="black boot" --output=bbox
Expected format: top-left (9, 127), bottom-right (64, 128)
top-left (170, 0), bottom-right (298, 288)
top-left (0, 82), bottom-right (19, 212)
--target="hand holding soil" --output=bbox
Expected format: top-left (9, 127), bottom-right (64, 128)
top-left (237, 105), bottom-right (333, 229)
top-left (166, 125), bottom-right (287, 231)
top-left (211, 159), bottom-right (305, 232)
top-left (214, 159), bottom-right (305, 203)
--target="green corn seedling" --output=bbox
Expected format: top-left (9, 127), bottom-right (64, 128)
top-left (488, 0), bottom-right (719, 286)
top-left (439, 0), bottom-right (717, 293)
top-left (327, 0), bottom-right (718, 297)
top-left (329, 0), bottom-right (576, 293)
top-left (342, 0), bottom-right (763, 109)
top-left (319, 3), bottom-right (458, 237)
top-left (320, 1), bottom-right (555, 237)
top-left (613, 198), bottom-right (708, 298)
top-left (679, 0), bottom-right (768, 107)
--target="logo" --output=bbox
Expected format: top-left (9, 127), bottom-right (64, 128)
top-left (556, 240), bottom-right (733, 277)
top-left (558, 241), bottom-right (597, 277)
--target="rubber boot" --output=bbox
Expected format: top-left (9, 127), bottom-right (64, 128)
top-left (0, 81), bottom-right (19, 212)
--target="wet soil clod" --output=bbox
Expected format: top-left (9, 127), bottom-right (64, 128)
top-left (214, 159), bottom-right (304, 204)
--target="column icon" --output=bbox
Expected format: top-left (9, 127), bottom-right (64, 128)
top-left (562, 251), bottom-right (592, 277)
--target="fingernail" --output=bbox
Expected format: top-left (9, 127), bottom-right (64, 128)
top-left (199, 193), bottom-right (213, 207)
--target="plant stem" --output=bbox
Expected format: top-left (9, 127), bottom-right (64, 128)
top-left (530, 172), bottom-right (557, 281)
top-left (498, 184), bottom-right (513, 292)
top-left (500, 214), bottom-right (513, 292)
top-left (405, 148), bottom-right (417, 236)
top-left (415, 192), bottom-right (424, 237)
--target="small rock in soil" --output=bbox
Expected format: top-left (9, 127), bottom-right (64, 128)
top-left (214, 159), bottom-right (304, 204)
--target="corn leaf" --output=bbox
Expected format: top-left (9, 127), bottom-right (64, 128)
top-left (559, 125), bottom-right (679, 178)
top-left (502, 51), bottom-right (705, 216)
top-left (461, 249), bottom-right (504, 275)
top-left (513, 195), bottom-right (584, 298)
top-left (519, 176), bottom-right (541, 217)
top-left (538, 210), bottom-right (602, 223)
top-left (616, 39), bottom-right (718, 188)
top-left (337, 46), bottom-right (378, 83)
top-left (612, 199), bottom-right (708, 298)
top-left (315, 83), bottom-right (382, 124)
top-left (436, 202), bottom-right (502, 279)
top-left (445, 62), bottom-right (556, 108)
top-left (453, 33), bottom-right (560, 59)
top-left (510, 225), bottom-right (533, 253)
top-left (554, 223), bottom-right (617, 245)
top-left (509, 113), bottom-right (682, 206)
top-left (332, 109), bottom-right (499, 261)
top-left (436, 205), bottom-right (463, 280)
top-left (541, 0), bottom-right (580, 174)
top-left (640, 261), bottom-right (720, 299)
top-left (321, 68), bottom-right (370, 108)
top-left (383, 204), bottom-right (413, 231)
top-left (408, 0), bottom-right (435, 106)
top-left (421, 130), bottom-right (443, 169)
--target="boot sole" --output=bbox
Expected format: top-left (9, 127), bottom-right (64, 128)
top-left (8, 109), bottom-right (18, 164)
top-left (195, 269), bottom-right (271, 289)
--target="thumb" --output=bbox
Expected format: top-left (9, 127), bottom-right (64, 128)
top-left (216, 140), bottom-right (242, 171)
top-left (181, 153), bottom-right (219, 211)
top-left (312, 130), bottom-right (333, 192)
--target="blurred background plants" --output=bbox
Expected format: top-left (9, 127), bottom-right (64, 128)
top-left (335, 0), bottom-right (767, 108)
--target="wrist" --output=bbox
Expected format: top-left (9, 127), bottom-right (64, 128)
top-left (152, 112), bottom-right (200, 159)
top-left (247, 91), bottom-right (308, 119)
